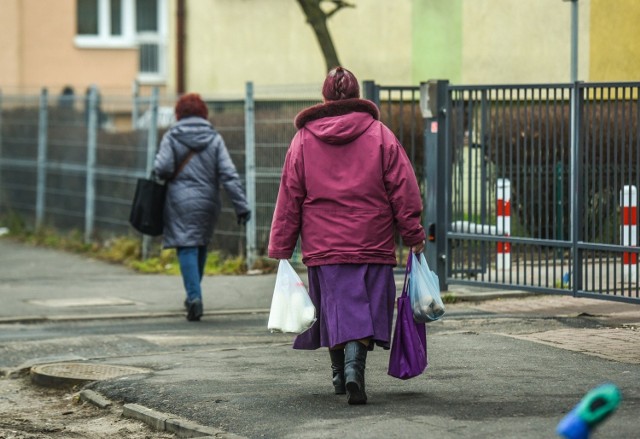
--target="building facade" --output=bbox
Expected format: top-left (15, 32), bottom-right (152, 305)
top-left (0, 0), bottom-right (637, 98)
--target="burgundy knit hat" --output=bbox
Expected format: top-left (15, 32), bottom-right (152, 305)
top-left (322, 66), bottom-right (360, 101)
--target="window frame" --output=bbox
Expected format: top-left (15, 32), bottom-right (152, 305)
top-left (135, 0), bottom-right (168, 83)
top-left (74, 0), bottom-right (135, 49)
top-left (74, 0), bottom-right (167, 83)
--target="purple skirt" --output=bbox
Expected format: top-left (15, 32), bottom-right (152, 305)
top-left (293, 264), bottom-right (396, 351)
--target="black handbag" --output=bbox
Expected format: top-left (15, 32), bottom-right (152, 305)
top-left (129, 176), bottom-right (167, 236)
top-left (129, 151), bottom-right (196, 236)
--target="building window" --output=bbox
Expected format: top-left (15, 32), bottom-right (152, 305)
top-left (136, 0), bottom-right (157, 32)
top-left (110, 0), bottom-right (123, 35)
top-left (75, 0), bottom-right (133, 46)
top-left (135, 0), bottom-right (165, 81)
top-left (77, 0), bottom-right (99, 35)
top-left (75, 0), bottom-right (166, 82)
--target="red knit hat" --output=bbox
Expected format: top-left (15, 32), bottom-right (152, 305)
top-left (322, 67), bottom-right (360, 101)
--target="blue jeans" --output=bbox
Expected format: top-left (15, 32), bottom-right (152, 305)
top-left (177, 246), bottom-right (207, 304)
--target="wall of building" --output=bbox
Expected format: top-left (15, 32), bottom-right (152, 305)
top-left (589, 0), bottom-right (640, 81)
top-left (181, 0), bottom-right (601, 93)
top-left (1, 0), bottom-right (139, 94)
top-left (0, 0), bottom-right (22, 89)
top-left (412, 0), bottom-right (462, 84)
top-left (4, 0), bottom-right (639, 99)
top-left (461, 0), bottom-right (590, 84)
top-left (181, 0), bottom-right (413, 95)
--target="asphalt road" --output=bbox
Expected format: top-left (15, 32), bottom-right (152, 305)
top-left (1, 307), bottom-right (639, 439)
top-left (1, 239), bottom-right (639, 438)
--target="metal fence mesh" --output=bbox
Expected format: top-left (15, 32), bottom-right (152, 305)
top-left (445, 83), bottom-right (640, 301)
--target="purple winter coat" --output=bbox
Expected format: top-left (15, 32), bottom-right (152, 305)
top-left (268, 98), bottom-right (425, 266)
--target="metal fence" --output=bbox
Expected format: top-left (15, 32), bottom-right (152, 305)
top-left (433, 81), bottom-right (640, 303)
top-left (0, 87), bottom-right (149, 241)
top-left (0, 86), bottom-right (249, 256)
top-left (0, 83), bottom-right (327, 266)
top-left (4, 79), bottom-right (639, 303)
top-left (244, 83), bottom-right (322, 268)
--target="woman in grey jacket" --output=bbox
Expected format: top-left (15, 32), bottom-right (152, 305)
top-left (154, 93), bottom-right (250, 321)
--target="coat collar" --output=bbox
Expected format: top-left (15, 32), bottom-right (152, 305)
top-left (294, 98), bottom-right (380, 129)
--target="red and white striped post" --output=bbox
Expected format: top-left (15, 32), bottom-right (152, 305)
top-left (620, 185), bottom-right (637, 283)
top-left (497, 178), bottom-right (511, 270)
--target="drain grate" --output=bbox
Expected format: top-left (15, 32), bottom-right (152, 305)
top-left (31, 362), bottom-right (149, 388)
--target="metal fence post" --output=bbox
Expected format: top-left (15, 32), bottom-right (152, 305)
top-left (84, 86), bottom-right (98, 243)
top-left (421, 80), bottom-right (449, 291)
top-left (36, 88), bottom-right (49, 230)
top-left (362, 80), bottom-right (380, 107)
top-left (0, 89), bottom-right (4, 208)
top-left (0, 90), bottom-right (6, 211)
top-left (132, 80), bottom-right (140, 129)
top-left (145, 87), bottom-right (159, 174)
top-left (570, 82), bottom-right (584, 295)
top-left (244, 81), bottom-right (257, 269)
top-left (142, 86), bottom-right (159, 259)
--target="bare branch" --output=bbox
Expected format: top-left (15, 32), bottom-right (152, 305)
top-left (297, 0), bottom-right (356, 72)
top-left (322, 0), bottom-right (355, 19)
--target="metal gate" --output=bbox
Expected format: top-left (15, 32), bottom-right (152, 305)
top-left (422, 80), bottom-right (640, 304)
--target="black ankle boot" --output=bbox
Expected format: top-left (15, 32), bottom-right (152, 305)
top-left (329, 349), bottom-right (346, 395)
top-left (186, 299), bottom-right (203, 321)
top-left (344, 341), bottom-right (368, 405)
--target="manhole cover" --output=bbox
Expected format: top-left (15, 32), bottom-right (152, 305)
top-left (31, 362), bottom-right (149, 388)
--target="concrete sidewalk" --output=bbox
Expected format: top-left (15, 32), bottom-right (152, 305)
top-left (0, 238), bottom-right (535, 323)
top-left (2, 238), bottom-right (640, 439)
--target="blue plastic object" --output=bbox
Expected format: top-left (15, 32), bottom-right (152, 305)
top-left (556, 383), bottom-right (622, 439)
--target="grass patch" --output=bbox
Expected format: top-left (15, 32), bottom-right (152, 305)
top-left (0, 212), bottom-right (249, 276)
top-left (442, 293), bottom-right (458, 304)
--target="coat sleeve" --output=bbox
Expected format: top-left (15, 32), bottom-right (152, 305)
top-left (216, 135), bottom-right (250, 215)
top-left (153, 134), bottom-right (176, 180)
top-left (381, 126), bottom-right (426, 247)
top-left (268, 132), bottom-right (305, 260)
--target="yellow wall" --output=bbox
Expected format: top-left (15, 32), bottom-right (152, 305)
top-left (181, 0), bottom-right (412, 95)
top-left (462, 0), bottom-right (590, 84)
top-left (590, 0), bottom-right (640, 81)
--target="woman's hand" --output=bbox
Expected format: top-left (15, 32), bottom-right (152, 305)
top-left (237, 211), bottom-right (251, 225)
top-left (411, 240), bottom-right (425, 254)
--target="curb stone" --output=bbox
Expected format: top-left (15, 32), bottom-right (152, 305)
top-left (81, 389), bottom-right (245, 438)
top-left (0, 292), bottom-right (538, 325)
top-left (123, 402), bottom-right (247, 438)
top-left (0, 309), bottom-right (270, 325)
top-left (79, 389), bottom-right (112, 408)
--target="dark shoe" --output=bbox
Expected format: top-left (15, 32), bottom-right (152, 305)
top-left (329, 349), bottom-right (346, 395)
top-left (344, 341), bottom-right (368, 405)
top-left (183, 299), bottom-right (189, 311)
top-left (186, 299), bottom-right (203, 321)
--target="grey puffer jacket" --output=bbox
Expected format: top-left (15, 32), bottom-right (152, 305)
top-left (153, 117), bottom-right (249, 248)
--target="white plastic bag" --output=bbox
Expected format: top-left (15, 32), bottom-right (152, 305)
top-left (409, 252), bottom-right (445, 322)
top-left (267, 260), bottom-right (316, 333)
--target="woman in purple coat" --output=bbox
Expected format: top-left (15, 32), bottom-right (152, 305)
top-left (268, 67), bottom-right (425, 405)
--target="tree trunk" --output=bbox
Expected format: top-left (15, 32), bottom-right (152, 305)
top-left (296, 0), bottom-right (341, 72)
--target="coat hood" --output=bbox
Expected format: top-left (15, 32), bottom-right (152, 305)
top-left (294, 98), bottom-right (380, 145)
top-left (169, 117), bottom-right (216, 152)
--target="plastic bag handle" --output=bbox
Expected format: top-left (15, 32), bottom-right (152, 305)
top-left (401, 252), bottom-right (412, 298)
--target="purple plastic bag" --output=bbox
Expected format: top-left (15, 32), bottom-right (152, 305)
top-left (388, 254), bottom-right (428, 380)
